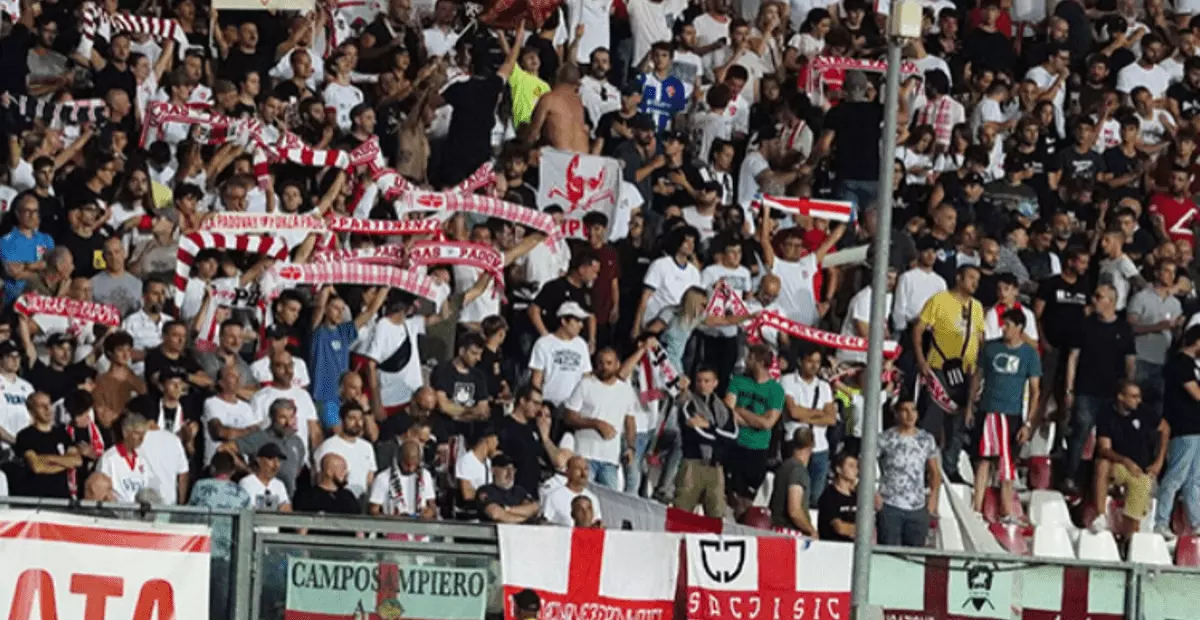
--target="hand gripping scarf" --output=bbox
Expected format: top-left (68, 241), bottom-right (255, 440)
top-left (406, 240), bottom-right (505, 295)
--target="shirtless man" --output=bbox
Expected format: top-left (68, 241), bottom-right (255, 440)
top-left (524, 63), bottom-right (591, 153)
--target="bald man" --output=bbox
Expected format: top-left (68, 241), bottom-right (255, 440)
top-left (369, 440), bottom-right (436, 518)
top-left (294, 452), bottom-right (361, 519)
top-left (83, 472), bottom-right (117, 502)
top-left (524, 63), bottom-right (591, 153)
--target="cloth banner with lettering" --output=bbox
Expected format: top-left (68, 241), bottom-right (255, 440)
top-left (407, 240), bottom-right (505, 295)
top-left (13, 294), bottom-right (120, 327)
top-left (537, 149), bottom-right (620, 239)
top-left (749, 311), bottom-right (901, 359)
top-left (685, 534), bottom-right (852, 620)
top-left (498, 525), bottom-right (678, 620)
top-left (0, 510), bottom-right (210, 619)
top-left (284, 557), bottom-right (487, 620)
top-left (310, 244), bottom-right (408, 266)
top-left (4, 94), bottom-right (107, 127)
top-left (262, 262), bottom-right (443, 305)
top-left (200, 212), bottom-right (442, 237)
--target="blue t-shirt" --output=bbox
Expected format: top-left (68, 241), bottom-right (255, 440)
top-left (0, 229), bottom-right (53, 303)
top-left (978, 339), bottom-right (1042, 416)
top-left (310, 321), bottom-right (358, 401)
top-left (636, 72), bottom-right (687, 133)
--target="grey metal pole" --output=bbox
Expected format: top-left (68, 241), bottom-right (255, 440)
top-left (850, 20), bottom-right (903, 620)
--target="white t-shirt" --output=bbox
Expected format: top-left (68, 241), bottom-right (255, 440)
top-left (1117, 62), bottom-right (1172, 99)
top-left (97, 445), bottom-right (150, 503)
top-left (564, 377), bottom-right (638, 465)
top-left (541, 484), bottom-right (602, 526)
top-left (779, 373), bottom-right (836, 453)
top-left (202, 396), bottom-right (260, 466)
top-left (567, 0), bottom-right (614, 63)
top-left (681, 207), bottom-right (717, 242)
top-left (312, 434), bottom-right (378, 498)
top-left (361, 315), bottom-right (426, 408)
top-left (771, 253), bottom-right (821, 325)
top-left (455, 264), bottom-right (500, 324)
top-left (140, 429), bottom-right (190, 506)
top-left (627, 0), bottom-right (687, 63)
top-left (641, 256), bottom-right (702, 326)
top-left (249, 356), bottom-right (311, 389)
top-left (369, 466), bottom-right (436, 516)
top-left (1025, 65), bottom-right (1066, 138)
top-left (0, 374), bottom-right (34, 441)
top-left (240, 474), bottom-right (291, 511)
top-left (249, 385), bottom-right (319, 459)
top-left (323, 82), bottom-right (365, 132)
top-left (692, 13), bottom-right (731, 63)
top-left (1099, 255), bottom-right (1141, 311)
top-left (701, 263), bottom-right (752, 338)
top-left (737, 150), bottom-right (770, 207)
top-left (455, 450), bottom-right (491, 490)
top-left (983, 303), bottom-right (1039, 342)
top-left (839, 286), bottom-right (893, 364)
top-left (529, 334), bottom-right (593, 405)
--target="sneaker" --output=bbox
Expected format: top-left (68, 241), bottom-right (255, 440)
top-left (1089, 514), bottom-right (1110, 534)
top-left (1154, 524), bottom-right (1178, 542)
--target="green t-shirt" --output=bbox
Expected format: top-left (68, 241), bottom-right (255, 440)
top-left (728, 374), bottom-right (785, 450)
top-left (510, 65), bottom-right (550, 128)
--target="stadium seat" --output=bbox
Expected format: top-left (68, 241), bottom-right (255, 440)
top-left (1030, 490), bottom-right (1073, 528)
top-left (1028, 456), bottom-right (1052, 490)
top-left (1175, 536), bottom-right (1200, 567)
top-left (1130, 532), bottom-right (1173, 566)
top-left (752, 472), bottom-right (774, 508)
top-left (1171, 501), bottom-right (1190, 539)
top-left (741, 507), bottom-right (772, 530)
top-left (1032, 526), bottom-right (1075, 559)
top-left (989, 522), bottom-right (1029, 555)
top-left (1077, 530), bottom-right (1121, 562)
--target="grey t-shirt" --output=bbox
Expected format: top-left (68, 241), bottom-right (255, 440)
top-left (1128, 288), bottom-right (1183, 365)
top-left (769, 457), bottom-right (812, 529)
top-left (91, 271), bottom-right (143, 317)
top-left (234, 428), bottom-right (306, 497)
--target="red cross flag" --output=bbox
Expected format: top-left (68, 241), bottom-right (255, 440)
top-left (538, 148), bottom-right (621, 239)
top-left (498, 525), bottom-right (679, 620)
top-left (685, 534), bottom-right (852, 620)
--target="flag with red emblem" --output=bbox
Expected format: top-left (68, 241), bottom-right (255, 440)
top-left (538, 148), bottom-right (621, 239)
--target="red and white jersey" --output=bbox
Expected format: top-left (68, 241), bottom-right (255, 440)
top-left (97, 444), bottom-right (150, 504)
top-left (1150, 193), bottom-right (1200, 242)
top-left (984, 302), bottom-right (1039, 342)
top-left (771, 253), bottom-right (822, 326)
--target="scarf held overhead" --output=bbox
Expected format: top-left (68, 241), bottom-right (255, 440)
top-left (201, 212), bottom-right (442, 236)
top-left (13, 294), bottom-right (120, 327)
top-left (78, 2), bottom-right (190, 59)
top-left (406, 240), bottom-right (504, 292)
top-left (263, 262), bottom-right (442, 304)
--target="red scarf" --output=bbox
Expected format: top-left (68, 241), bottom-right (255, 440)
top-left (66, 419), bottom-right (105, 498)
top-left (116, 442), bottom-right (138, 471)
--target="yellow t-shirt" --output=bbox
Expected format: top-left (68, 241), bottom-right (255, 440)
top-left (510, 65), bottom-right (550, 128)
top-left (919, 291), bottom-right (986, 370)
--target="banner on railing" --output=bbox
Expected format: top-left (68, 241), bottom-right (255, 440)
top-left (685, 534), bottom-right (852, 620)
top-left (498, 525), bottom-right (679, 620)
top-left (869, 553), bottom-right (1127, 620)
top-left (0, 509), bottom-right (211, 619)
top-left (284, 558), bottom-right (488, 620)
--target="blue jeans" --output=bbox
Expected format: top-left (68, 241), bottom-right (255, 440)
top-left (654, 429), bottom-right (684, 499)
top-left (1136, 360), bottom-right (1165, 416)
top-left (624, 431), bottom-right (655, 496)
top-left (588, 460), bottom-right (621, 490)
top-left (877, 503), bottom-right (930, 547)
top-left (1067, 393), bottom-right (1112, 482)
top-left (836, 178), bottom-right (879, 216)
top-left (1156, 435), bottom-right (1200, 528)
top-left (808, 450), bottom-right (830, 508)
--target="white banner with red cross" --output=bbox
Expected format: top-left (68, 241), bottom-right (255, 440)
top-left (537, 149), bottom-right (621, 239)
top-left (685, 534), bottom-right (852, 620)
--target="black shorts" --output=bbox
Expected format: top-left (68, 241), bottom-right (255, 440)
top-left (725, 444), bottom-right (769, 499)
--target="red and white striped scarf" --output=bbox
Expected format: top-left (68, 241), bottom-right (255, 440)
top-left (311, 244), bottom-right (408, 266)
top-left (200, 212), bottom-right (442, 237)
top-left (13, 294), bottom-right (120, 327)
top-left (917, 372), bottom-right (959, 413)
top-left (634, 343), bottom-right (681, 405)
top-left (751, 195), bottom-right (855, 222)
top-left (917, 95), bottom-right (956, 148)
top-left (452, 162), bottom-right (496, 195)
top-left (140, 102), bottom-right (223, 148)
top-left (748, 310), bottom-right (902, 359)
top-left (407, 240), bottom-right (504, 294)
top-left (172, 233), bottom-right (289, 309)
top-left (66, 420), bottom-right (104, 498)
top-left (78, 2), bottom-right (189, 60)
top-left (396, 191), bottom-right (560, 246)
top-left (264, 262), bottom-right (441, 304)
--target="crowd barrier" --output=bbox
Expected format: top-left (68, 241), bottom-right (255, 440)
top-left (3, 496), bottom-right (1199, 620)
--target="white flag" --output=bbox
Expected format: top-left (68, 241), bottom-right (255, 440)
top-left (537, 148), bottom-right (621, 239)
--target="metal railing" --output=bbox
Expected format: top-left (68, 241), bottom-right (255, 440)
top-left (6, 496), bottom-right (1200, 619)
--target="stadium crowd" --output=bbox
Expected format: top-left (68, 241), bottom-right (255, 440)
top-left (3, 0), bottom-right (1200, 554)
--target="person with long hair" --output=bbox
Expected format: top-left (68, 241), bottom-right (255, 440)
top-left (898, 124), bottom-right (937, 187)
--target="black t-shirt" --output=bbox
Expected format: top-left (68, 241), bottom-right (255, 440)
top-left (1035, 274), bottom-right (1090, 348)
top-left (1164, 352), bottom-right (1200, 437)
top-left (1168, 82), bottom-right (1200, 118)
top-left (816, 484), bottom-right (856, 542)
top-left (441, 74), bottom-right (505, 185)
top-left (143, 347), bottom-right (204, 391)
top-left (824, 102), bottom-right (884, 181)
top-left (59, 230), bottom-right (109, 279)
top-left (596, 111), bottom-right (636, 157)
top-left (1057, 147), bottom-right (1106, 182)
top-left (476, 482), bottom-right (534, 521)
top-left (92, 64), bottom-right (136, 102)
top-left (1075, 314), bottom-right (1135, 397)
top-left (429, 361), bottom-right (490, 441)
top-left (534, 276), bottom-right (591, 332)
top-left (13, 424), bottom-right (73, 498)
top-left (1098, 405), bottom-right (1161, 469)
top-left (293, 486), bottom-right (362, 533)
top-left (964, 29), bottom-right (1015, 73)
top-left (221, 47), bottom-right (271, 83)
top-left (25, 360), bottom-right (93, 404)
top-left (498, 415), bottom-right (552, 499)
top-left (361, 19), bottom-right (423, 74)
top-left (478, 347), bottom-right (506, 401)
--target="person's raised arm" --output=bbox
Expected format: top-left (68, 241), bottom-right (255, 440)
top-left (759, 205), bottom-right (776, 270)
top-left (497, 22), bottom-right (527, 81)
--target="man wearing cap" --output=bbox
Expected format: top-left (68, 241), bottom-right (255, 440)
top-left (0, 339), bottom-right (35, 451)
top-left (239, 444), bottom-right (293, 512)
top-left (476, 454), bottom-right (539, 523)
top-left (530, 302), bottom-right (593, 408)
top-left (594, 83), bottom-right (644, 156)
top-left (229, 398), bottom-right (306, 497)
top-left (649, 130), bottom-right (701, 214)
top-left (512, 589), bottom-right (542, 620)
top-left (683, 179), bottom-right (724, 245)
top-left (19, 321), bottom-right (90, 404)
top-left (812, 69), bottom-right (884, 212)
top-left (616, 113), bottom-right (664, 203)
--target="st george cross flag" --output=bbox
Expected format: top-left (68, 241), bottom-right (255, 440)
top-left (537, 148), bottom-right (621, 239)
top-left (498, 525), bottom-right (678, 620)
top-left (685, 534), bottom-right (852, 620)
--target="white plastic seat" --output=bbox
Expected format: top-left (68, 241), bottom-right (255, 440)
top-left (1033, 526), bottom-right (1076, 558)
top-left (1077, 530), bottom-right (1121, 562)
top-left (1129, 532), bottom-right (1173, 566)
top-left (1029, 490), bottom-right (1073, 528)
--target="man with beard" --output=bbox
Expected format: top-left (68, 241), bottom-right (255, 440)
top-left (130, 367), bottom-right (202, 461)
top-left (579, 48), bottom-right (622, 130)
top-left (313, 403), bottom-right (377, 499)
top-left (228, 399), bottom-right (306, 497)
top-left (616, 114), bottom-right (662, 201)
top-left (369, 439), bottom-right (437, 518)
top-left (477, 454), bottom-right (540, 523)
top-left (430, 333), bottom-right (492, 445)
top-left (122, 280), bottom-right (172, 378)
top-left (913, 265), bottom-right (986, 473)
top-left (565, 349), bottom-right (639, 490)
top-left (294, 453), bottom-right (362, 525)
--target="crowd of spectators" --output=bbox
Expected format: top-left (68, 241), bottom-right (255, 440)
top-left (4, 0), bottom-right (1200, 555)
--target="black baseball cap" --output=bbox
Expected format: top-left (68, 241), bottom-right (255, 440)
top-left (700, 180), bottom-right (723, 195)
top-left (492, 454), bottom-right (515, 468)
top-left (47, 333), bottom-right (74, 347)
top-left (963, 172), bottom-right (985, 186)
top-left (257, 443), bottom-right (288, 460)
top-left (630, 114), bottom-right (656, 131)
top-left (0, 340), bottom-right (20, 357)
